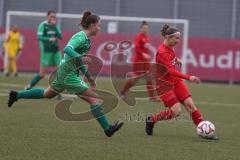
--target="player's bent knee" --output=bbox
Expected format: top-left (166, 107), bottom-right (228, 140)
top-left (43, 88), bottom-right (58, 99)
top-left (184, 101), bottom-right (197, 112)
top-left (40, 74), bottom-right (45, 78)
top-left (186, 104), bottom-right (197, 112)
top-left (171, 104), bottom-right (182, 116)
top-left (43, 93), bottom-right (56, 99)
top-left (82, 95), bottom-right (102, 105)
top-left (91, 98), bottom-right (102, 105)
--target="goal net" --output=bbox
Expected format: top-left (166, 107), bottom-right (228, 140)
top-left (4, 11), bottom-right (189, 75)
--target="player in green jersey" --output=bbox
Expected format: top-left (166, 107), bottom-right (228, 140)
top-left (8, 11), bottom-right (124, 137)
top-left (25, 10), bottom-right (62, 90)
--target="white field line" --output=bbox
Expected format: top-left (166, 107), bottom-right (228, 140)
top-left (0, 89), bottom-right (12, 93)
top-left (0, 83), bottom-right (239, 108)
top-left (195, 101), bottom-right (239, 107)
top-left (0, 83), bottom-right (27, 88)
top-left (0, 93), bottom-right (8, 96)
top-left (0, 83), bottom-right (46, 88)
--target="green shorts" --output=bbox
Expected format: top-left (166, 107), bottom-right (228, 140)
top-left (50, 71), bottom-right (89, 95)
top-left (41, 51), bottom-right (61, 67)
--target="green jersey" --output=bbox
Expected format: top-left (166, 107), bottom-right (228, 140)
top-left (50, 31), bottom-right (91, 94)
top-left (63, 31), bottom-right (91, 62)
top-left (37, 21), bottom-right (62, 52)
top-left (59, 31), bottom-right (91, 73)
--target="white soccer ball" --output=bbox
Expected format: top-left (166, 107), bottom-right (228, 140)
top-left (196, 121), bottom-right (215, 137)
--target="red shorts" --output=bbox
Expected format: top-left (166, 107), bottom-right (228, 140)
top-left (158, 80), bottom-right (191, 107)
top-left (132, 62), bottom-right (150, 75)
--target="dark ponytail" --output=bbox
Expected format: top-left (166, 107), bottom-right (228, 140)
top-left (161, 24), bottom-right (179, 37)
top-left (80, 11), bottom-right (100, 29)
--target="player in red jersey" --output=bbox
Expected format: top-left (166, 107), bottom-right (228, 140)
top-left (145, 24), bottom-right (219, 140)
top-left (119, 21), bottom-right (160, 102)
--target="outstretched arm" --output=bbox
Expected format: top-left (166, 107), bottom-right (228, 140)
top-left (156, 51), bottom-right (200, 83)
top-left (168, 68), bottom-right (190, 80)
top-left (168, 68), bottom-right (201, 83)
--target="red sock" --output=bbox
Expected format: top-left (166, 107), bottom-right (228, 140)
top-left (146, 81), bottom-right (154, 98)
top-left (151, 109), bottom-right (174, 123)
top-left (191, 109), bottom-right (203, 126)
top-left (121, 80), bottom-right (134, 95)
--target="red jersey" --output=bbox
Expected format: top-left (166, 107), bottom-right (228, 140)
top-left (156, 43), bottom-right (190, 84)
top-left (132, 33), bottom-right (150, 62)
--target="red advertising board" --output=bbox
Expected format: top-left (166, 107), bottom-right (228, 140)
top-left (0, 29), bottom-right (240, 81)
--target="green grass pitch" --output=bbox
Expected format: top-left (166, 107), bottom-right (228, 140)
top-left (0, 75), bottom-right (240, 160)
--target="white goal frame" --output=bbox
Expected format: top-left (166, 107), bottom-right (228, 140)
top-left (5, 11), bottom-right (189, 73)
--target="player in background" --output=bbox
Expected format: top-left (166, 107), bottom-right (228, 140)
top-left (25, 10), bottom-right (62, 90)
top-left (145, 24), bottom-right (219, 140)
top-left (119, 21), bottom-right (160, 102)
top-left (4, 25), bottom-right (22, 76)
top-left (8, 11), bottom-right (123, 137)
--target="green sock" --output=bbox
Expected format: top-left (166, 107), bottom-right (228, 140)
top-left (91, 104), bottom-right (110, 130)
top-left (17, 88), bottom-right (44, 99)
top-left (29, 74), bottom-right (42, 87)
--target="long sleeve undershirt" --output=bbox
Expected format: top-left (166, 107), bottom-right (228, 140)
top-left (63, 46), bottom-right (91, 80)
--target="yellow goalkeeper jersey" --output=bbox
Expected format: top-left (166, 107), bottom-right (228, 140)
top-left (6, 31), bottom-right (22, 58)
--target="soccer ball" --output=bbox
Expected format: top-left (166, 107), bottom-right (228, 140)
top-left (196, 121), bottom-right (215, 137)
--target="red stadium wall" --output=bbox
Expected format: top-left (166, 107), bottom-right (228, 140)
top-left (0, 28), bottom-right (240, 82)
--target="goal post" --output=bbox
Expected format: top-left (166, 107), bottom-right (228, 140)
top-left (5, 10), bottom-right (189, 74)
